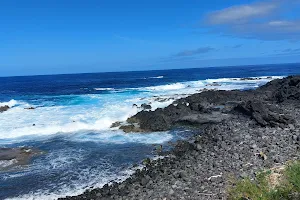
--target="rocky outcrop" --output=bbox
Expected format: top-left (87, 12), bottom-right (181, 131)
top-left (0, 147), bottom-right (43, 171)
top-left (141, 103), bottom-right (152, 110)
top-left (119, 124), bottom-right (143, 133)
top-left (121, 76), bottom-right (300, 132)
top-left (234, 100), bottom-right (294, 127)
top-left (0, 105), bottom-right (9, 113)
top-left (259, 76), bottom-right (300, 102)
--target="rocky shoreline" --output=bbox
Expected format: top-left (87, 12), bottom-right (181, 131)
top-left (60, 76), bottom-right (300, 200)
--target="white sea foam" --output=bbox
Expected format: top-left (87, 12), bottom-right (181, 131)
top-left (205, 76), bottom-right (284, 84)
top-left (144, 82), bottom-right (186, 91)
top-left (142, 75), bottom-right (164, 79)
top-left (150, 76), bottom-right (164, 79)
top-left (6, 167), bottom-right (135, 200)
top-left (0, 159), bottom-right (18, 169)
top-left (94, 87), bottom-right (115, 91)
top-left (0, 100), bottom-right (139, 140)
top-left (70, 130), bottom-right (173, 144)
top-left (0, 99), bottom-right (19, 108)
top-left (3, 144), bottom-right (148, 200)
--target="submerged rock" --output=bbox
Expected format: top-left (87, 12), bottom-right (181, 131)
top-left (0, 147), bottom-right (43, 171)
top-left (24, 107), bottom-right (35, 110)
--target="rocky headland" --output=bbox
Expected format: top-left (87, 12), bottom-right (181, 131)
top-left (60, 76), bottom-right (300, 200)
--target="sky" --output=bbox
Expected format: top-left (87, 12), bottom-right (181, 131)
top-left (1, 0), bottom-right (300, 76)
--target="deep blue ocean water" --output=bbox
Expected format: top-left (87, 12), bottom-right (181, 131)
top-left (0, 63), bottom-right (300, 200)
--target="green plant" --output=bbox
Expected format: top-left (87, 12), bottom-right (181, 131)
top-left (285, 161), bottom-right (300, 192)
top-left (227, 161), bottom-right (300, 200)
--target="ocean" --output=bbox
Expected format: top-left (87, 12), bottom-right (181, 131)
top-left (0, 63), bottom-right (300, 200)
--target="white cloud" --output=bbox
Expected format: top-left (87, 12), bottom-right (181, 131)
top-left (268, 20), bottom-right (295, 26)
top-left (203, 0), bottom-right (300, 40)
top-left (206, 1), bottom-right (279, 25)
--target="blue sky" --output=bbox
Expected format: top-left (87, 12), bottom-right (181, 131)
top-left (1, 0), bottom-right (300, 76)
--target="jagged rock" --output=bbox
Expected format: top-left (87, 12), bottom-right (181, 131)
top-left (110, 121), bottom-right (122, 128)
top-left (132, 104), bottom-right (138, 108)
top-left (119, 124), bottom-right (143, 133)
top-left (259, 76), bottom-right (300, 102)
top-left (141, 103), bottom-right (152, 110)
top-left (0, 105), bottom-right (9, 113)
top-left (234, 100), bottom-right (294, 127)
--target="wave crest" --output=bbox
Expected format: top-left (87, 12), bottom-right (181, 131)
top-left (0, 99), bottom-right (19, 108)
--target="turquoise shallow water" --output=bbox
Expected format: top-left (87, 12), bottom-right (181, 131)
top-left (1, 63), bottom-right (300, 199)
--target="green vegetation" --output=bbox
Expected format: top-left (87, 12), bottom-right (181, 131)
top-left (227, 161), bottom-right (300, 200)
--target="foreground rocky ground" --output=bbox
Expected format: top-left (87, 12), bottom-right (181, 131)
top-left (61, 76), bottom-right (300, 200)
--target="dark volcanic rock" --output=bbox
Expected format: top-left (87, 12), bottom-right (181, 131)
top-left (0, 105), bottom-right (9, 113)
top-left (177, 112), bottom-right (230, 125)
top-left (234, 100), bottom-right (294, 127)
top-left (119, 124), bottom-right (143, 133)
top-left (259, 76), bottom-right (300, 102)
top-left (24, 107), bottom-right (35, 110)
top-left (127, 104), bottom-right (193, 131)
top-left (110, 121), bottom-right (122, 128)
top-left (141, 103), bottom-right (152, 110)
top-left (123, 76), bottom-right (300, 132)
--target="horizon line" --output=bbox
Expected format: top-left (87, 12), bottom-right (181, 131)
top-left (0, 62), bottom-right (299, 79)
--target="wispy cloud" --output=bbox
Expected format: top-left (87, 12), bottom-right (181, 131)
top-left (281, 48), bottom-right (300, 53)
top-left (205, 1), bottom-right (279, 25)
top-left (173, 47), bottom-right (216, 57)
top-left (203, 0), bottom-right (300, 41)
top-left (276, 48), bottom-right (300, 55)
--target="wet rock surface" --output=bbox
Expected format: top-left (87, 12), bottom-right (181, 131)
top-left (60, 76), bottom-right (300, 200)
top-left (0, 147), bottom-right (43, 171)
